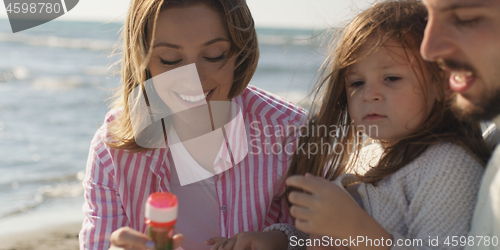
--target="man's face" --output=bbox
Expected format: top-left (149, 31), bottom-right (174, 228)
top-left (420, 0), bottom-right (500, 121)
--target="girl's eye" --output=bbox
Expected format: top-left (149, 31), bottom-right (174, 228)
top-left (160, 58), bottom-right (182, 66)
top-left (204, 53), bottom-right (226, 63)
top-left (385, 76), bottom-right (401, 82)
top-left (350, 81), bottom-right (364, 88)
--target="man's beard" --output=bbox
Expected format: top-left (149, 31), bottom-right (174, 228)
top-left (440, 58), bottom-right (500, 122)
top-left (450, 89), bottom-right (500, 122)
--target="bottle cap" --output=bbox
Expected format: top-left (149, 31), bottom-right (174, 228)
top-left (145, 192), bottom-right (178, 227)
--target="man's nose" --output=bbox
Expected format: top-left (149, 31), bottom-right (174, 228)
top-left (420, 13), bottom-right (456, 62)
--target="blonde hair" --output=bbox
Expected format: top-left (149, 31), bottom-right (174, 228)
top-left (106, 0), bottom-right (259, 151)
top-left (285, 0), bottom-right (490, 205)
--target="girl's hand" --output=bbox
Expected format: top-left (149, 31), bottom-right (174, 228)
top-left (109, 226), bottom-right (184, 250)
top-left (286, 174), bottom-right (391, 249)
top-left (286, 173), bottom-right (364, 238)
top-left (206, 231), bottom-right (288, 250)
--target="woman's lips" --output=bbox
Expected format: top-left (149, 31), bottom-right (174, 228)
top-left (177, 92), bottom-right (207, 103)
top-left (172, 89), bottom-right (214, 104)
top-left (363, 114), bottom-right (387, 121)
top-left (449, 71), bottom-right (475, 93)
top-left (205, 88), bottom-right (215, 102)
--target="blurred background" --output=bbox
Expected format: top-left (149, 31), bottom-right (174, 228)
top-left (0, 0), bottom-right (373, 236)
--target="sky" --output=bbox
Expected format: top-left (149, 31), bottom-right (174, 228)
top-left (0, 0), bottom-right (375, 29)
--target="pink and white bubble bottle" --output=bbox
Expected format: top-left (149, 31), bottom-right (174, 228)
top-left (145, 192), bottom-right (178, 250)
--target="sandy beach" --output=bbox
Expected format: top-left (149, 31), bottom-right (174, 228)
top-left (0, 223), bottom-right (81, 250)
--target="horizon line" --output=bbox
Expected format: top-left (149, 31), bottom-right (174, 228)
top-left (0, 17), bottom-right (333, 31)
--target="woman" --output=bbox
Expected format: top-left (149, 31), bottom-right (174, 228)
top-left (79, 0), bottom-right (308, 249)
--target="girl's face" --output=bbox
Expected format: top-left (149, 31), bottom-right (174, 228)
top-left (346, 39), bottom-right (438, 144)
top-left (147, 3), bottom-right (236, 106)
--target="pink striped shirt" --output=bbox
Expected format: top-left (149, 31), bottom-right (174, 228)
top-left (79, 85), bottom-right (308, 249)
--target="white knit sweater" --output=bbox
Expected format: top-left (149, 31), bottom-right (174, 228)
top-left (346, 142), bottom-right (485, 250)
top-left (268, 133), bottom-right (493, 250)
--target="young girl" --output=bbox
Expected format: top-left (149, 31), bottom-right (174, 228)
top-left (79, 0), bottom-right (308, 249)
top-left (284, 0), bottom-right (491, 248)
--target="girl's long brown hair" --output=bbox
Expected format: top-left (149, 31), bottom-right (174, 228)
top-left (106, 0), bottom-right (258, 151)
top-left (285, 0), bottom-right (490, 205)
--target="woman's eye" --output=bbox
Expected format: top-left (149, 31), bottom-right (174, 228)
top-left (350, 81), bottom-right (364, 88)
top-left (204, 53), bottom-right (226, 63)
top-left (385, 76), bottom-right (401, 82)
top-left (160, 58), bottom-right (182, 66)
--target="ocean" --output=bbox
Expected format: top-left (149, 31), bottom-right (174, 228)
top-left (0, 19), bottom-right (328, 235)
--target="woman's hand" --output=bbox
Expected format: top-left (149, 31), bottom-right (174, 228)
top-left (108, 227), bottom-right (184, 250)
top-left (206, 231), bottom-right (288, 250)
top-left (286, 174), bottom-right (391, 249)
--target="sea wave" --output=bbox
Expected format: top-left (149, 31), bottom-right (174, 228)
top-left (0, 32), bottom-right (117, 51)
top-left (0, 171), bottom-right (85, 219)
top-left (0, 66), bottom-right (29, 82)
top-left (84, 65), bottom-right (118, 76)
top-left (32, 76), bottom-right (84, 89)
top-left (0, 32), bottom-right (320, 52)
top-left (0, 171), bottom-right (84, 192)
top-left (258, 34), bottom-right (315, 46)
